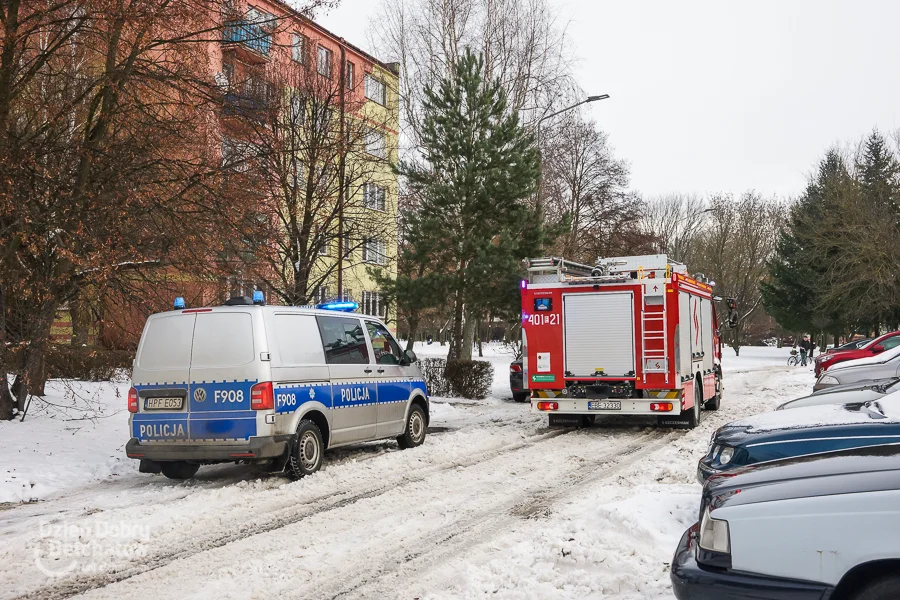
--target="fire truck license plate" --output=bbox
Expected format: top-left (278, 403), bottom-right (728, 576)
top-left (588, 401), bottom-right (621, 411)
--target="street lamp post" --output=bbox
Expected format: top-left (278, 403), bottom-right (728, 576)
top-left (535, 94), bottom-right (610, 214)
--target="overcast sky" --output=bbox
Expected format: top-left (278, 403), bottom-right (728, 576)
top-left (319, 0), bottom-right (900, 200)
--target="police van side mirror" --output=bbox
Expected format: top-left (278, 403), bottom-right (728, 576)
top-left (403, 349), bottom-right (418, 365)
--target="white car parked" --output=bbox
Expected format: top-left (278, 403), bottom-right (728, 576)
top-left (673, 444), bottom-right (900, 600)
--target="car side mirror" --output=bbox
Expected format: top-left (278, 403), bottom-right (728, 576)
top-left (873, 344), bottom-right (885, 353)
top-left (404, 349), bottom-right (418, 364)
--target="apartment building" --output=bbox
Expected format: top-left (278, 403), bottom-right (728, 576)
top-left (215, 0), bottom-right (400, 323)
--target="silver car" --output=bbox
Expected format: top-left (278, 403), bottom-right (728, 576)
top-left (125, 297), bottom-right (429, 480)
top-left (814, 346), bottom-right (900, 391)
top-left (779, 377), bottom-right (900, 410)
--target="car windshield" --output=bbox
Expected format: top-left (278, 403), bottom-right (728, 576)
top-left (873, 390), bottom-right (900, 419)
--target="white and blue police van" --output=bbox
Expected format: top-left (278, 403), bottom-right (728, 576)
top-left (125, 293), bottom-right (429, 480)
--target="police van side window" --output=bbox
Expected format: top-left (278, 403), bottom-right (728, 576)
top-left (317, 316), bottom-right (370, 364)
top-left (273, 314), bottom-right (326, 364)
top-left (138, 315), bottom-right (195, 370)
top-left (365, 321), bottom-right (403, 365)
top-left (191, 313), bottom-right (255, 367)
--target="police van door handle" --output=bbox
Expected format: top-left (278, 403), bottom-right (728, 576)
top-left (377, 368), bottom-right (385, 374)
top-left (364, 368), bottom-right (373, 374)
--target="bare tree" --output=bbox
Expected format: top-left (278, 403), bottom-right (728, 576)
top-left (369, 0), bottom-right (577, 151)
top-left (541, 114), bottom-right (652, 262)
top-left (640, 193), bottom-right (710, 264)
top-left (692, 192), bottom-right (785, 355)
top-left (216, 40), bottom-right (398, 306)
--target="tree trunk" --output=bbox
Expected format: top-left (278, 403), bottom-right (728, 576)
top-left (405, 315), bottom-right (420, 352)
top-left (449, 290), bottom-right (464, 360)
top-left (70, 290), bottom-right (90, 347)
top-left (0, 374), bottom-right (14, 420)
top-left (461, 308), bottom-right (476, 361)
top-left (0, 285), bottom-right (14, 420)
top-left (23, 301), bottom-right (56, 397)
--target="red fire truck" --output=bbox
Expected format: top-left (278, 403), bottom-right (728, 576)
top-left (521, 255), bottom-right (728, 428)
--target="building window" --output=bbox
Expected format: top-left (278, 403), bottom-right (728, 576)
top-left (289, 94), bottom-right (305, 124)
top-left (315, 286), bottom-right (328, 303)
top-left (361, 291), bottom-right (388, 320)
top-left (365, 129), bottom-right (386, 158)
top-left (221, 62), bottom-right (234, 87)
top-left (365, 74), bottom-right (385, 105)
top-left (346, 62), bottom-right (355, 91)
top-left (362, 238), bottom-right (387, 265)
top-left (291, 32), bottom-right (306, 63)
top-left (363, 183), bottom-right (386, 211)
top-left (222, 138), bottom-right (250, 172)
top-left (317, 236), bottom-right (328, 255)
top-left (317, 46), bottom-right (332, 78)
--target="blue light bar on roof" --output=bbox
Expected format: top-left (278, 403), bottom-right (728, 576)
top-left (317, 301), bottom-right (358, 312)
top-left (174, 296), bottom-right (186, 309)
top-left (253, 290), bottom-right (265, 305)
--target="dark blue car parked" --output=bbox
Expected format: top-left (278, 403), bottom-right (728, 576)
top-left (698, 392), bottom-right (900, 483)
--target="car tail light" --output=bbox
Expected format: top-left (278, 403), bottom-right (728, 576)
top-left (650, 402), bottom-right (673, 411)
top-left (128, 387), bottom-right (139, 413)
top-left (251, 381), bottom-right (274, 410)
top-left (536, 401), bottom-right (558, 411)
top-left (510, 363), bottom-right (522, 373)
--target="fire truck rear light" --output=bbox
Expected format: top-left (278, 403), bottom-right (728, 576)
top-left (128, 387), bottom-right (139, 413)
top-left (251, 381), bottom-right (274, 410)
top-left (650, 402), bottom-right (673, 412)
top-left (510, 363), bottom-right (522, 373)
top-left (537, 401), bottom-right (558, 411)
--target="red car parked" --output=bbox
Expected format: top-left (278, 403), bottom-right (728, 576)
top-left (814, 331), bottom-right (900, 376)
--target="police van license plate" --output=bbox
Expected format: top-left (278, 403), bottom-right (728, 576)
top-left (588, 400), bottom-right (621, 410)
top-left (144, 397), bottom-right (184, 410)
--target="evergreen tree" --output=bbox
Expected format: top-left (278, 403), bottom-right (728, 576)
top-left (397, 49), bottom-right (550, 360)
top-left (761, 150), bottom-right (853, 338)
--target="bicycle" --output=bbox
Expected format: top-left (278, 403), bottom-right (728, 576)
top-left (787, 349), bottom-right (801, 366)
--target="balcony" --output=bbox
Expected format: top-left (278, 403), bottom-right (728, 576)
top-left (223, 21), bottom-right (271, 63)
top-left (222, 91), bottom-right (270, 122)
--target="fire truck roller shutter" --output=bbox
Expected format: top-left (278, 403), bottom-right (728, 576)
top-left (562, 292), bottom-right (635, 378)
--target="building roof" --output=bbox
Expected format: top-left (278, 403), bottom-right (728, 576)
top-left (262, 0), bottom-right (400, 77)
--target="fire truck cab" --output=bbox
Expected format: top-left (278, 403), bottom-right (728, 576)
top-left (521, 255), bottom-right (723, 428)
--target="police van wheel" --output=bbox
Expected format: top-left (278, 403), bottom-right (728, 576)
top-left (160, 461), bottom-right (199, 480)
top-left (289, 420), bottom-right (324, 479)
top-left (397, 405), bottom-right (427, 449)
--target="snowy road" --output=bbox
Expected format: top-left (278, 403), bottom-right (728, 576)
top-left (0, 347), bottom-right (814, 600)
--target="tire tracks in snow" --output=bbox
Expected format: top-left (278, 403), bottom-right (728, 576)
top-left (12, 427), bottom-right (573, 600)
top-left (303, 429), bottom-right (679, 600)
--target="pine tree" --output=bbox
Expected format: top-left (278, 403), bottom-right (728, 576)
top-left (761, 151), bottom-right (853, 339)
top-left (397, 49), bottom-right (548, 360)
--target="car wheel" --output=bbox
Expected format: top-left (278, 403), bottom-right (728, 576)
top-left (397, 405), bottom-right (427, 449)
top-left (513, 392), bottom-right (529, 403)
top-left (852, 575), bottom-right (900, 600)
top-left (705, 375), bottom-right (722, 411)
top-left (160, 461), bottom-right (200, 480)
top-left (288, 419), bottom-right (325, 479)
top-left (686, 380), bottom-right (701, 429)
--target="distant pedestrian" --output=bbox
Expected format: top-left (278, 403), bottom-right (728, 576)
top-left (799, 336), bottom-right (811, 366)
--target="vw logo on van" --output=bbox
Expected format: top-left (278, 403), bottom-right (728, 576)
top-left (193, 387), bottom-right (207, 403)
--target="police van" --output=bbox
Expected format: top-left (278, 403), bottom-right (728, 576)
top-left (125, 294), bottom-right (429, 480)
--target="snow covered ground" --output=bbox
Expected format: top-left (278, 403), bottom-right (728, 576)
top-left (0, 344), bottom-right (814, 600)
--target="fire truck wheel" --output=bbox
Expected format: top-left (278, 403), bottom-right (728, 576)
top-left (705, 376), bottom-right (722, 411)
top-left (513, 392), bottom-right (529, 403)
top-left (687, 380), bottom-right (701, 429)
